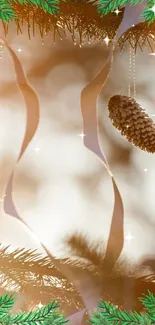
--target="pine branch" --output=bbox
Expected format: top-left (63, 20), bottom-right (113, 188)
top-left (141, 1), bottom-right (155, 25)
top-left (13, 0), bottom-right (65, 15)
top-left (0, 294), bottom-right (68, 325)
top-left (88, 312), bottom-right (111, 324)
top-left (89, 0), bottom-right (155, 25)
top-left (0, 245), bottom-right (83, 314)
top-left (0, 245), bottom-right (65, 281)
top-left (0, 0), bottom-right (66, 23)
top-left (10, 300), bottom-right (65, 324)
top-left (139, 291), bottom-right (155, 319)
top-left (66, 234), bottom-right (105, 266)
top-left (89, 0), bottom-right (145, 17)
top-left (89, 299), bottom-right (147, 325)
top-left (44, 312), bottom-right (69, 324)
top-left (0, 0), bottom-right (16, 23)
top-left (0, 295), bottom-right (15, 322)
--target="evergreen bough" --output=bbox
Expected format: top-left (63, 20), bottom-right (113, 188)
top-left (89, 291), bottom-right (155, 325)
top-left (0, 294), bottom-right (68, 324)
top-left (0, 291), bottom-right (155, 324)
top-left (1, 0), bottom-right (155, 24)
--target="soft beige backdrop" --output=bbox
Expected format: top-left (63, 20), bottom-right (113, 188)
top-left (0, 22), bottom-right (155, 265)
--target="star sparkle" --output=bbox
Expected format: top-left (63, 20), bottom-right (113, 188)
top-left (78, 132), bottom-right (86, 140)
top-left (38, 302), bottom-right (43, 308)
top-left (104, 36), bottom-right (110, 45)
top-left (34, 146), bottom-right (40, 153)
top-left (125, 230), bottom-right (135, 244)
top-left (114, 8), bottom-right (121, 15)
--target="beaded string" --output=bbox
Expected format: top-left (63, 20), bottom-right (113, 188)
top-left (0, 43), bottom-right (3, 59)
top-left (132, 43), bottom-right (136, 99)
top-left (128, 40), bottom-right (136, 99)
top-left (128, 44), bottom-right (132, 97)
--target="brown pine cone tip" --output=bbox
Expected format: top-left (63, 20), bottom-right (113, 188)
top-left (108, 95), bottom-right (155, 153)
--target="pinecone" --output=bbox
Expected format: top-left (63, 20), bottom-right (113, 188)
top-left (108, 95), bottom-right (155, 153)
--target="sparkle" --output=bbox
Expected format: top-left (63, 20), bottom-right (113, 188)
top-left (78, 132), bottom-right (86, 140)
top-left (151, 5), bottom-right (155, 13)
top-left (144, 168), bottom-right (148, 172)
top-left (125, 230), bottom-right (135, 244)
top-left (104, 36), bottom-right (110, 45)
top-left (114, 8), bottom-right (121, 15)
top-left (38, 303), bottom-right (43, 309)
top-left (35, 146), bottom-right (40, 153)
top-left (17, 48), bottom-right (22, 53)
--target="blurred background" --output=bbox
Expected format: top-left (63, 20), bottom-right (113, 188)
top-left (0, 22), bottom-right (155, 268)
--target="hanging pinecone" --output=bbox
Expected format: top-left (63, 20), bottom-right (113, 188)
top-left (108, 95), bottom-right (155, 153)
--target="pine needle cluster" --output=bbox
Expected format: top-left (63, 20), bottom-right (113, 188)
top-left (0, 0), bottom-right (66, 23)
top-left (0, 293), bottom-right (68, 325)
top-left (89, 291), bottom-right (155, 325)
top-left (90, 0), bottom-right (155, 24)
top-left (0, 0), bottom-right (155, 24)
top-left (0, 0), bottom-right (154, 51)
top-left (0, 290), bottom-right (155, 324)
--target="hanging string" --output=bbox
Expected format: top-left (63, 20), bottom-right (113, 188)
top-left (132, 43), bottom-right (136, 99)
top-left (128, 44), bottom-right (132, 98)
top-left (128, 40), bottom-right (136, 99)
top-left (0, 43), bottom-right (3, 59)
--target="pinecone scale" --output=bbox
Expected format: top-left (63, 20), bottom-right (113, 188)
top-left (108, 95), bottom-right (155, 153)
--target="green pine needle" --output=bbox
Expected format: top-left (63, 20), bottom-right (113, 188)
top-left (88, 311), bottom-right (111, 324)
top-left (0, 0), bottom-right (155, 24)
top-left (0, 292), bottom-right (155, 324)
top-left (139, 291), bottom-right (155, 320)
top-left (89, 0), bottom-right (155, 24)
top-left (44, 312), bottom-right (69, 324)
top-left (0, 1), bottom-right (16, 23)
top-left (0, 294), bottom-right (15, 321)
top-left (10, 300), bottom-right (62, 324)
top-left (0, 294), bottom-right (68, 325)
top-left (89, 0), bottom-right (145, 17)
top-left (0, 0), bottom-right (67, 23)
top-left (14, 0), bottom-right (61, 15)
top-left (89, 299), bottom-right (151, 325)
